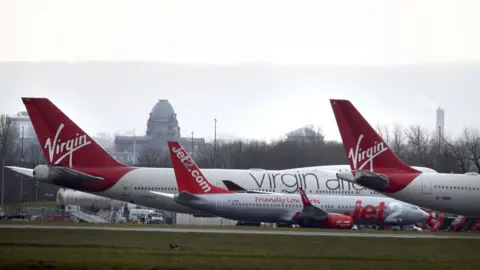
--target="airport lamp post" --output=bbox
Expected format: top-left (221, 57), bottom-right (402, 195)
top-left (191, 131), bottom-right (194, 157)
top-left (214, 118), bottom-right (217, 168)
top-left (133, 128), bottom-right (136, 165)
top-left (20, 125), bottom-right (24, 203)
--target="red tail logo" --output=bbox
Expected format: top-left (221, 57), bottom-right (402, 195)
top-left (171, 145), bottom-right (211, 193)
top-left (330, 99), bottom-right (419, 174)
top-left (168, 141), bottom-right (232, 194)
top-left (22, 97), bottom-right (125, 168)
top-left (348, 134), bottom-right (388, 171)
top-left (45, 124), bottom-right (92, 167)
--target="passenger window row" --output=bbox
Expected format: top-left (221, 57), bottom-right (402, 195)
top-left (434, 185), bottom-right (480, 191)
top-left (126, 186), bottom-right (379, 195)
top-left (130, 186), bottom-right (178, 191)
top-left (231, 202), bottom-right (356, 209)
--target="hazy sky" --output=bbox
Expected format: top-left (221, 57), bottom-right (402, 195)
top-left (0, 0), bottom-right (479, 141)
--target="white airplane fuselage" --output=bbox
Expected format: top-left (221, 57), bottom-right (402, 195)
top-left (18, 164), bottom-right (434, 215)
top-left (173, 192), bottom-right (428, 225)
top-left (378, 172), bottom-right (480, 217)
top-left (91, 165), bottom-right (431, 214)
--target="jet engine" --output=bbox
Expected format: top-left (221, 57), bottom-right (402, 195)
top-left (321, 215), bottom-right (354, 229)
top-left (56, 188), bottom-right (125, 212)
top-left (298, 214), bottom-right (354, 229)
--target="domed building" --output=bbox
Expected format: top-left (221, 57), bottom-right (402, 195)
top-left (112, 99), bottom-right (204, 165)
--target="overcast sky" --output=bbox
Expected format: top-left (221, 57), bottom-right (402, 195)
top-left (0, 0), bottom-right (479, 141)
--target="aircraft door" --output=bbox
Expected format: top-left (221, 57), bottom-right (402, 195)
top-left (421, 177), bottom-right (432, 195)
top-left (122, 184), bottom-right (131, 196)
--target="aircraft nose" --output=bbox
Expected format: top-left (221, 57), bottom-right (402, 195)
top-left (419, 209), bottom-right (430, 220)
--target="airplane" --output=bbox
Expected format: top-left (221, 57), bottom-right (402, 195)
top-left (331, 99), bottom-right (480, 217)
top-left (149, 141), bottom-right (429, 228)
top-left (7, 97), bottom-right (434, 216)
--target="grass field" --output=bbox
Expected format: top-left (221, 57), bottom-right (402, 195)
top-left (0, 220), bottom-right (478, 236)
top-left (0, 228), bottom-right (479, 270)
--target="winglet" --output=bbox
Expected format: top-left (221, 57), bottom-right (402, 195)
top-left (168, 141), bottom-right (232, 194)
top-left (299, 187), bottom-right (312, 207)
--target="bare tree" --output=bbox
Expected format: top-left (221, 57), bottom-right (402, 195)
top-left (405, 125), bottom-right (434, 167)
top-left (375, 123), bottom-right (391, 145)
top-left (390, 122), bottom-right (406, 159)
top-left (0, 114), bottom-right (19, 208)
top-left (136, 147), bottom-right (163, 167)
top-left (464, 128), bottom-right (480, 172)
top-left (443, 131), bottom-right (470, 173)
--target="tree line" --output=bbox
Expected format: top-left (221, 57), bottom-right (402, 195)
top-left (1, 114), bottom-right (480, 204)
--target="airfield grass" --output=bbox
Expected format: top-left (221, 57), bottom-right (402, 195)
top-left (0, 220), bottom-right (478, 236)
top-left (0, 228), bottom-right (479, 270)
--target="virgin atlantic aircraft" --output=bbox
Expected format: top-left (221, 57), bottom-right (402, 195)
top-left (331, 99), bottom-right (480, 217)
top-left (149, 141), bottom-right (428, 227)
top-left (7, 97), bottom-right (434, 216)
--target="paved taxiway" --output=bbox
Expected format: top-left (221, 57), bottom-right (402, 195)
top-left (1, 224), bottom-right (480, 239)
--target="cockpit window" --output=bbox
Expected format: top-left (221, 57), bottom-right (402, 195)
top-left (411, 206), bottom-right (418, 210)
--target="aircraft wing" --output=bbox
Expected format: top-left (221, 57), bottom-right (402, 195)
top-left (222, 180), bottom-right (281, 194)
top-left (337, 170), bottom-right (389, 190)
top-left (6, 166), bottom-right (34, 178)
top-left (293, 187), bottom-right (329, 221)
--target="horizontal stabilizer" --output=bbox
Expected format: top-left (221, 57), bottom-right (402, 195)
top-left (149, 191), bottom-right (175, 198)
top-left (222, 180), bottom-right (247, 192)
top-left (222, 180), bottom-right (276, 194)
top-left (336, 171), bottom-right (355, 182)
top-left (6, 166), bottom-right (34, 178)
top-left (175, 192), bottom-right (202, 203)
top-left (354, 170), bottom-right (390, 189)
top-left (337, 170), bottom-right (389, 190)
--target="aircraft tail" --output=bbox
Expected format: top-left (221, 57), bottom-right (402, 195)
top-left (22, 98), bottom-right (126, 168)
top-left (330, 99), bottom-right (418, 174)
top-left (168, 141), bottom-right (232, 194)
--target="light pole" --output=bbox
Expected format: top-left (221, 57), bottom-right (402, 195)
top-left (214, 118), bottom-right (217, 168)
top-left (20, 125), bottom-right (24, 202)
top-left (191, 131), bottom-right (194, 157)
top-left (132, 128), bottom-right (136, 165)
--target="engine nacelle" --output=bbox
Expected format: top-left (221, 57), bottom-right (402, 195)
top-left (56, 188), bottom-right (125, 212)
top-left (33, 165), bottom-right (54, 184)
top-left (321, 215), bottom-right (354, 229)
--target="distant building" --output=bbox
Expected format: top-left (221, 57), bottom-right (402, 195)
top-left (436, 107), bottom-right (445, 142)
top-left (9, 111), bottom-right (36, 139)
top-left (285, 126), bottom-right (324, 142)
top-left (112, 99), bottom-right (205, 165)
top-left (9, 111), bottom-right (39, 151)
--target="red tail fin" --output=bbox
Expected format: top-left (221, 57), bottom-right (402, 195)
top-left (22, 97), bottom-right (126, 168)
top-left (330, 99), bottom-right (418, 174)
top-left (298, 187), bottom-right (312, 207)
top-left (168, 141), bottom-right (232, 194)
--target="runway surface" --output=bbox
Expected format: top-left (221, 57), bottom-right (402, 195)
top-left (1, 224), bottom-right (480, 239)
